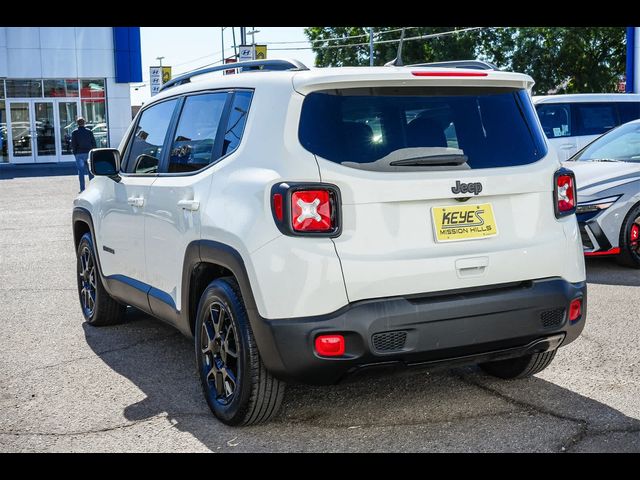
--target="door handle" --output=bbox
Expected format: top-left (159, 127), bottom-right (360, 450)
top-left (127, 196), bottom-right (144, 208)
top-left (177, 199), bottom-right (200, 211)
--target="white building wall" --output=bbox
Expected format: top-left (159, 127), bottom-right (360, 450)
top-left (1, 27), bottom-right (132, 153)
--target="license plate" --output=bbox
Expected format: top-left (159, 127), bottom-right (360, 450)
top-left (431, 203), bottom-right (498, 242)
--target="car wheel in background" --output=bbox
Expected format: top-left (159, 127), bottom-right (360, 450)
top-left (617, 203), bottom-right (640, 269)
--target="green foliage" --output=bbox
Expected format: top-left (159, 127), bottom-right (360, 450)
top-left (304, 27), bottom-right (627, 95)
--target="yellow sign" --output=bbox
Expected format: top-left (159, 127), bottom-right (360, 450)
top-left (431, 203), bottom-right (498, 242)
top-left (255, 45), bottom-right (267, 60)
top-left (162, 66), bottom-right (172, 84)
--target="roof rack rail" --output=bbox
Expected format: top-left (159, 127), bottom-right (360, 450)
top-left (160, 59), bottom-right (309, 92)
top-left (408, 60), bottom-right (499, 71)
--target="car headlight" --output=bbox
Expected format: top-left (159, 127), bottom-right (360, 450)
top-left (576, 195), bottom-right (621, 214)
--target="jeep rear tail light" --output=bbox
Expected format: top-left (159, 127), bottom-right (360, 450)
top-left (270, 183), bottom-right (342, 237)
top-left (554, 169), bottom-right (576, 218)
top-left (291, 190), bottom-right (332, 232)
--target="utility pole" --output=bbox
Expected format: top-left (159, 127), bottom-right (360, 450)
top-left (221, 27), bottom-right (225, 65)
top-left (247, 27), bottom-right (260, 46)
top-left (369, 27), bottom-right (374, 66)
top-left (232, 27), bottom-right (238, 58)
top-left (156, 56), bottom-right (164, 67)
top-left (240, 27), bottom-right (247, 46)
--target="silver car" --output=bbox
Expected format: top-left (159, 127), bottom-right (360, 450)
top-left (565, 119), bottom-right (640, 268)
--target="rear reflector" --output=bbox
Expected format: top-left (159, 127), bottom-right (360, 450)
top-left (315, 334), bottom-right (345, 357)
top-left (291, 190), bottom-right (332, 232)
top-left (569, 299), bottom-right (582, 323)
top-left (411, 71), bottom-right (488, 77)
top-left (272, 193), bottom-right (283, 221)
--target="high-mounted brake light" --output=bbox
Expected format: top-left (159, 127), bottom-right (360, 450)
top-left (554, 169), bottom-right (577, 218)
top-left (411, 71), bottom-right (488, 77)
top-left (270, 183), bottom-right (342, 237)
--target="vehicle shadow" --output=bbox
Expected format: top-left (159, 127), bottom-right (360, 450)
top-left (586, 257), bottom-right (640, 287)
top-left (83, 310), bottom-right (640, 452)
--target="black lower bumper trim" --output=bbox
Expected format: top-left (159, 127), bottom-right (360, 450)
top-left (251, 277), bottom-right (587, 385)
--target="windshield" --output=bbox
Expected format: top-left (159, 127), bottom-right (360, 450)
top-left (573, 121), bottom-right (640, 163)
top-left (298, 87), bottom-right (547, 170)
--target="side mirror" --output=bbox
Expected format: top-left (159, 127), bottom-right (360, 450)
top-left (89, 148), bottom-right (121, 181)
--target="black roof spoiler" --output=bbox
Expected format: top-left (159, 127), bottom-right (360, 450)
top-left (407, 60), bottom-right (499, 71)
top-left (160, 59), bottom-right (309, 92)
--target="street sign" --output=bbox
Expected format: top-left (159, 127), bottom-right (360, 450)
top-left (224, 57), bottom-right (238, 75)
top-left (255, 45), bottom-right (267, 60)
top-left (239, 45), bottom-right (254, 62)
top-left (162, 66), bottom-right (172, 84)
top-left (150, 66), bottom-right (162, 96)
top-left (150, 66), bottom-right (172, 96)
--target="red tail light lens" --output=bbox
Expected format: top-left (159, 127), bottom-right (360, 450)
top-left (315, 334), bottom-right (345, 357)
top-left (569, 298), bottom-right (582, 323)
top-left (291, 190), bottom-right (332, 232)
top-left (272, 193), bottom-right (283, 221)
top-left (554, 169), bottom-right (577, 218)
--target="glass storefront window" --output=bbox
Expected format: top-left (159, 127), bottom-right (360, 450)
top-left (0, 80), bottom-right (5, 99)
top-left (0, 101), bottom-right (8, 162)
top-left (80, 79), bottom-right (105, 99)
top-left (82, 99), bottom-right (108, 148)
top-left (59, 102), bottom-right (78, 155)
top-left (44, 79), bottom-right (79, 98)
top-left (6, 79), bottom-right (42, 98)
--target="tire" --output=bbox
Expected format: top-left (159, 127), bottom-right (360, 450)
top-left (194, 277), bottom-right (285, 426)
top-left (478, 350), bottom-right (557, 379)
top-left (76, 232), bottom-right (126, 326)
top-left (616, 203), bottom-right (640, 269)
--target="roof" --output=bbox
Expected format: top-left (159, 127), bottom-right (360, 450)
top-left (532, 93), bottom-right (640, 104)
top-left (148, 61), bottom-right (535, 106)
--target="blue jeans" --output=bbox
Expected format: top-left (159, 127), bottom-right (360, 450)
top-left (74, 153), bottom-right (94, 192)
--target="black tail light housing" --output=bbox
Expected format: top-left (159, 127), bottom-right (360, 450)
top-left (270, 182), bottom-right (342, 237)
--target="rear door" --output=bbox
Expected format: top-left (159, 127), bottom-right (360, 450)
top-left (143, 90), bottom-right (252, 321)
top-left (299, 85), bottom-right (569, 302)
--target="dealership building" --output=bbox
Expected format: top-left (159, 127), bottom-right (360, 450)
top-left (0, 27), bottom-right (141, 165)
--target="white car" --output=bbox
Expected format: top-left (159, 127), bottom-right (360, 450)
top-left (72, 59), bottom-right (587, 426)
top-left (533, 93), bottom-right (640, 161)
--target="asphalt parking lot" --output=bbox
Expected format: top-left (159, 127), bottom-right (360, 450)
top-left (0, 171), bottom-right (639, 453)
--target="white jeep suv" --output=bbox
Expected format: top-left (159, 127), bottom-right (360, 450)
top-left (72, 59), bottom-right (587, 426)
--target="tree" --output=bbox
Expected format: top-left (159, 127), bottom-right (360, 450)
top-left (305, 27), bottom-right (626, 95)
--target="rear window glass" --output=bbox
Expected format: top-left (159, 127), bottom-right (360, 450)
top-left (299, 87), bottom-right (547, 171)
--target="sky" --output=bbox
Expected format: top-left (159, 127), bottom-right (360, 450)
top-left (131, 27), bottom-right (316, 106)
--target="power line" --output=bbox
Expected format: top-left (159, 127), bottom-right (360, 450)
top-left (267, 27), bottom-right (419, 45)
top-left (269, 27), bottom-right (486, 51)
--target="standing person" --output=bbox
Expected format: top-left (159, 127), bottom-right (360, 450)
top-left (71, 117), bottom-right (96, 192)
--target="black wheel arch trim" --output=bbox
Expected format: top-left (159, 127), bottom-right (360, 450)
top-left (180, 240), bottom-right (288, 373)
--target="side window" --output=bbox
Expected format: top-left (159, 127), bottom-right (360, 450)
top-left (124, 99), bottom-right (178, 174)
top-left (574, 103), bottom-right (618, 136)
top-left (221, 90), bottom-right (253, 157)
top-left (617, 102), bottom-right (640, 124)
top-left (168, 92), bottom-right (227, 173)
top-left (536, 103), bottom-right (572, 138)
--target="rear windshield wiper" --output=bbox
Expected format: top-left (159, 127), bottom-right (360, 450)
top-left (390, 154), bottom-right (468, 167)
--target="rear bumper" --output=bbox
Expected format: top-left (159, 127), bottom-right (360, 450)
top-left (251, 278), bottom-right (587, 384)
